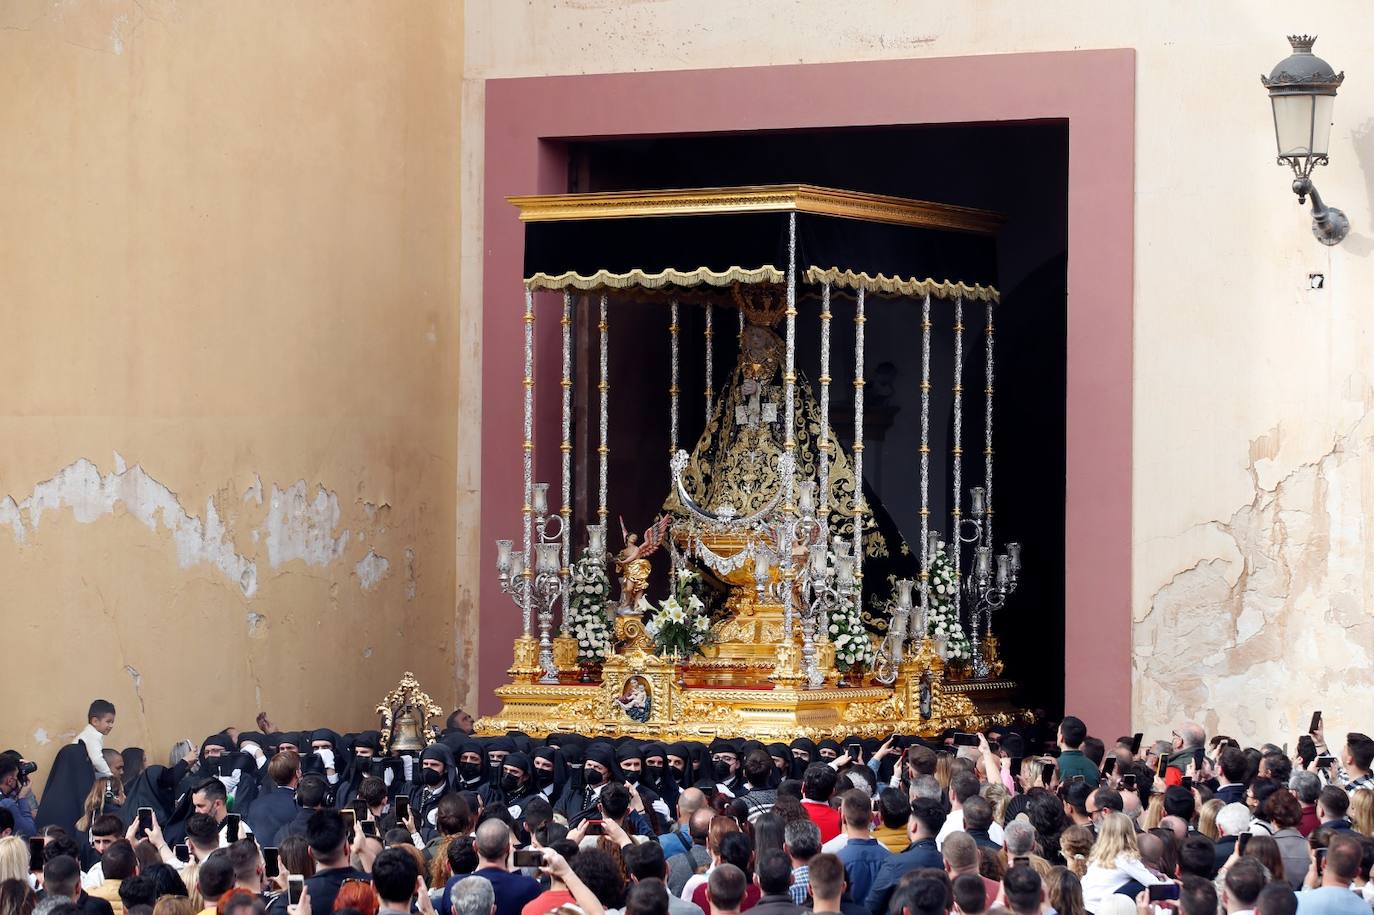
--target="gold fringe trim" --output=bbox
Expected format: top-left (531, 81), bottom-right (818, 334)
top-left (526, 266), bottom-right (784, 292)
top-left (804, 267), bottom-right (999, 303)
top-left (524, 265), bottom-right (999, 303)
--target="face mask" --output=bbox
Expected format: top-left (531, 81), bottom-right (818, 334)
top-left (535, 769), bottom-right (555, 788)
top-left (459, 762), bottom-right (483, 781)
top-left (584, 767), bottom-right (604, 787)
top-left (713, 760), bottom-right (733, 781)
top-left (501, 772), bottom-right (523, 792)
top-left (670, 764), bottom-right (686, 781)
top-left (645, 764), bottom-right (664, 784)
top-left (421, 768), bottom-right (445, 787)
top-left (622, 771), bottom-right (640, 786)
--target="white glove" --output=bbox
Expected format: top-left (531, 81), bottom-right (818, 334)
top-left (401, 756), bottom-right (415, 784)
top-left (317, 748), bottom-right (336, 772)
top-left (427, 807), bottom-right (438, 826)
top-left (218, 769), bottom-right (242, 797)
top-left (241, 743), bottom-right (266, 768)
top-left (382, 767), bottom-right (395, 788)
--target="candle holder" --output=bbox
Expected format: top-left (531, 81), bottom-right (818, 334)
top-left (496, 480), bottom-right (570, 680)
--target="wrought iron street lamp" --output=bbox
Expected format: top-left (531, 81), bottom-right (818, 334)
top-left (1262, 35), bottom-right (1349, 246)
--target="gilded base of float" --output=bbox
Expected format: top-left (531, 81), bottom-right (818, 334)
top-left (477, 637), bottom-right (1027, 742)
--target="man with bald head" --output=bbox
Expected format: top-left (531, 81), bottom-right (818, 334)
top-left (443, 820), bottom-right (539, 915)
top-left (1160, 816), bottom-right (1189, 844)
top-left (668, 805), bottom-right (716, 897)
top-left (661, 787), bottom-right (705, 858)
top-left (1164, 723), bottom-right (1207, 787)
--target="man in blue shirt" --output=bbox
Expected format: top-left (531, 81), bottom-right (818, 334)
top-left (1296, 834), bottom-right (1368, 915)
top-left (835, 794), bottom-right (890, 907)
top-left (442, 820), bottom-right (539, 915)
top-left (864, 798), bottom-right (946, 915)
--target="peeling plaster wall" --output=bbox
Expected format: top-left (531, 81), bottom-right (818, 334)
top-left (0, 0), bottom-right (466, 784)
top-left (463, 0), bottom-right (1374, 744)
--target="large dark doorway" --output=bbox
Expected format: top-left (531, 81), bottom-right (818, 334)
top-left (564, 122), bottom-right (1068, 716)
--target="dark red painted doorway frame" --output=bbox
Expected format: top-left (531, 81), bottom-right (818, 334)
top-left (479, 50), bottom-right (1135, 736)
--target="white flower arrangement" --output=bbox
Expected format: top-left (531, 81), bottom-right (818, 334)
top-left (925, 539), bottom-right (971, 662)
top-left (827, 590), bottom-right (876, 672)
top-left (644, 568), bottom-right (714, 658)
top-left (566, 549), bottom-right (613, 663)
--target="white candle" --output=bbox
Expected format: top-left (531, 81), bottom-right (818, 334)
top-left (532, 482), bottom-right (550, 517)
top-left (797, 481), bottom-right (817, 518)
top-left (895, 579), bottom-right (915, 610)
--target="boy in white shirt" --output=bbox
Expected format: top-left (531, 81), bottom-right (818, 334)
top-left (76, 699), bottom-right (117, 778)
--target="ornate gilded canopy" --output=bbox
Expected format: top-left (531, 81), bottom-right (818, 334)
top-left (510, 184), bottom-right (1003, 303)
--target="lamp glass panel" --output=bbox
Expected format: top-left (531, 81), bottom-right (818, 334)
top-left (1272, 94), bottom-right (1315, 158)
top-left (1311, 94), bottom-right (1335, 157)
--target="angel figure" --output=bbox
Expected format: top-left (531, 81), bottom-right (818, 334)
top-left (615, 515), bottom-right (670, 613)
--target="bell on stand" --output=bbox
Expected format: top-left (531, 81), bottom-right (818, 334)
top-left (390, 707), bottom-right (428, 752)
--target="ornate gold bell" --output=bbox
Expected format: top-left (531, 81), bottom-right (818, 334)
top-left (390, 708), bottom-right (428, 752)
top-left (376, 671), bottom-right (444, 754)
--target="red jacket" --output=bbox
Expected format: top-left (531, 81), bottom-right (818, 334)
top-left (802, 798), bottom-right (842, 843)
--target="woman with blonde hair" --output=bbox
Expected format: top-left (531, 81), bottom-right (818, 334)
top-left (0, 839), bottom-right (28, 884)
top-left (1059, 825), bottom-right (1094, 877)
top-left (1140, 794), bottom-right (1166, 831)
top-left (935, 754), bottom-right (954, 792)
top-left (982, 782), bottom-right (1011, 827)
top-left (1080, 813), bottom-right (1162, 913)
top-left (1197, 799), bottom-right (1224, 840)
top-left (1350, 789), bottom-right (1374, 837)
top-left (76, 777), bottom-right (124, 833)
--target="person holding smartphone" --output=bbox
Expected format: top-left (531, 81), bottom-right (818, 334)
top-left (438, 820), bottom-right (539, 915)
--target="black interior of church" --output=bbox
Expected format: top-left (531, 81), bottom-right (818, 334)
top-left (558, 122), bottom-right (1068, 717)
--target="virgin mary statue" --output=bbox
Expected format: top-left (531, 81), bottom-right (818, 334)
top-left (665, 285), bottom-right (918, 635)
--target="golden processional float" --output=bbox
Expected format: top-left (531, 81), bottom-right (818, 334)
top-left (476, 185), bottom-right (1029, 741)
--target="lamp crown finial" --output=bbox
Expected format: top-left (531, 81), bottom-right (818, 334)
top-left (1288, 34), bottom-right (1318, 53)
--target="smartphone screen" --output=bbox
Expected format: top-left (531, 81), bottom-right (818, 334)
top-left (138, 807), bottom-right (154, 834)
top-left (28, 837), bottom-right (44, 872)
top-left (361, 820), bottom-right (378, 839)
top-left (1012, 856), bottom-right (1031, 867)
top-left (952, 733), bottom-right (980, 747)
top-left (1130, 733), bottom-right (1144, 755)
top-left (512, 849), bottom-right (544, 868)
top-left (1121, 774), bottom-right (1137, 790)
top-left (1310, 711), bottom-right (1323, 734)
top-left (1193, 747), bottom-right (1205, 771)
top-left (1238, 833), bottom-right (1251, 855)
top-left (1103, 757), bottom-right (1117, 777)
top-left (1156, 756), bottom-right (1169, 779)
top-left (224, 813), bottom-right (241, 843)
top-left (848, 745), bottom-right (862, 758)
top-left (1009, 758), bottom-right (1023, 779)
top-left (263, 847), bottom-right (280, 878)
top-left (1041, 762), bottom-right (1056, 785)
top-left (1317, 755), bottom-right (1336, 770)
top-left (288, 875), bottom-right (305, 905)
top-left (1149, 884), bottom-right (1181, 902)
top-left (394, 796), bottom-right (410, 821)
top-left (174, 843), bottom-right (190, 863)
top-left (1316, 848), bottom-right (1328, 876)
top-left (341, 808), bottom-right (356, 832)
top-left (585, 819), bottom-right (604, 835)
top-left (1181, 776), bottom-right (1194, 790)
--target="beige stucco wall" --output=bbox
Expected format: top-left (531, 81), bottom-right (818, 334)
top-left (1, 0), bottom-right (468, 780)
top-left (461, 0), bottom-right (1374, 745)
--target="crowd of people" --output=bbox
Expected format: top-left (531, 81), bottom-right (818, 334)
top-left (3, 701), bottom-right (1373, 915)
